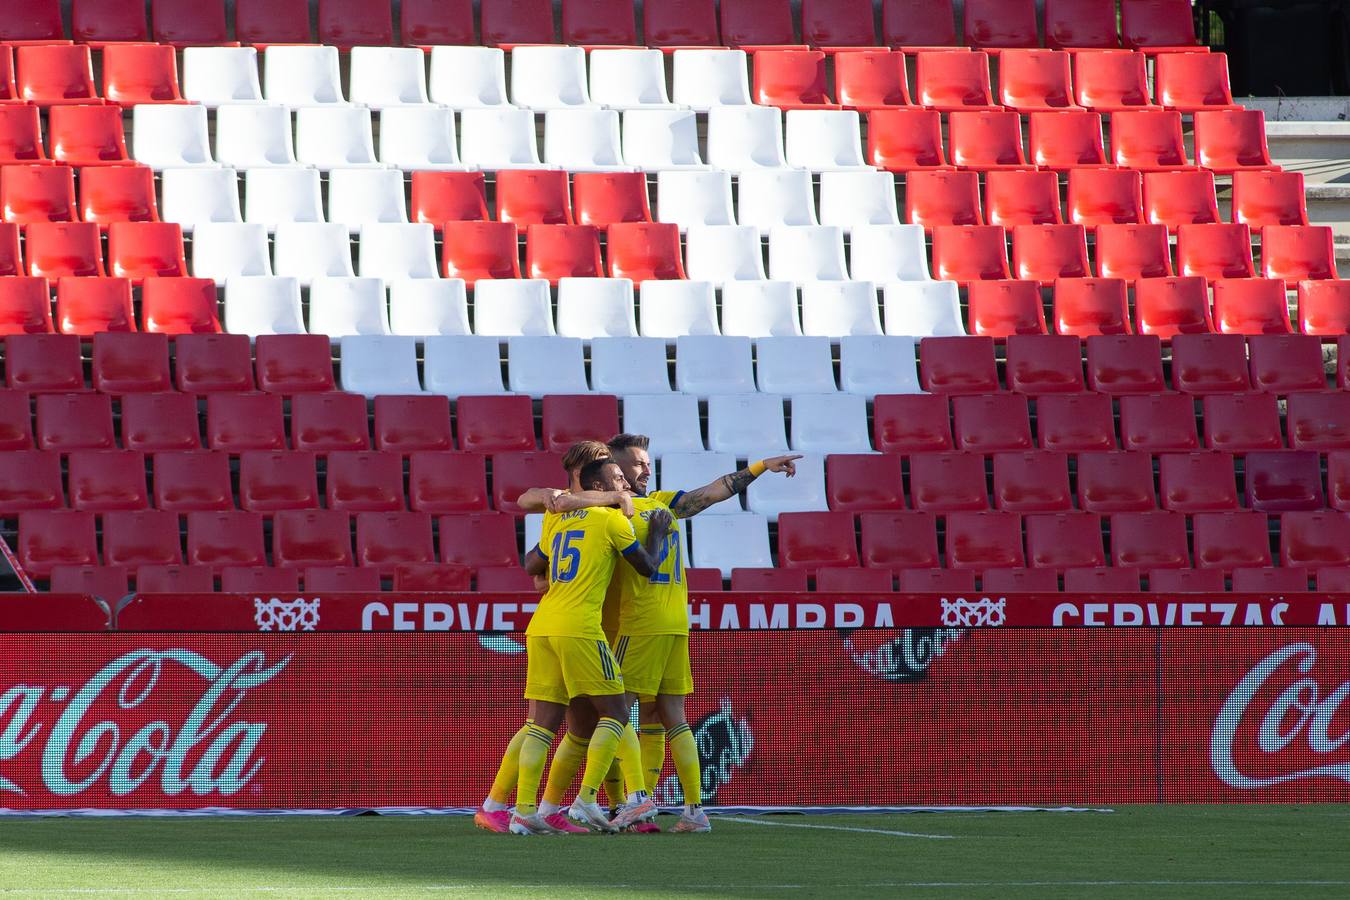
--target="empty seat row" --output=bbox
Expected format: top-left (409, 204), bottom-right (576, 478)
top-left (52, 560), bottom-right (511, 596)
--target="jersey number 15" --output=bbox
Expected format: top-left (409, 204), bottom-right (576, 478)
top-left (550, 530), bottom-right (584, 583)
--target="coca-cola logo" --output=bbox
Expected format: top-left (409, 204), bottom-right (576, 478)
top-left (0, 650), bottom-right (289, 798)
top-left (842, 628), bottom-right (963, 683)
top-left (1211, 643), bottom-right (1350, 789)
top-left (652, 697), bottom-right (752, 806)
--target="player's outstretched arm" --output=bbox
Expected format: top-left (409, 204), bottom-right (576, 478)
top-left (668, 455), bottom-right (803, 518)
top-left (516, 488), bottom-right (635, 517)
top-left (515, 488), bottom-right (565, 514)
top-left (620, 509), bottom-right (673, 577)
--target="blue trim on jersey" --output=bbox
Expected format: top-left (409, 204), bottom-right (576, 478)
top-left (529, 543), bottom-right (546, 560)
top-left (620, 541), bottom-right (642, 557)
top-left (669, 490), bottom-right (686, 507)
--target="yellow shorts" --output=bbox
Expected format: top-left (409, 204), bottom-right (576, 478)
top-left (612, 634), bottom-right (693, 700)
top-left (524, 635), bottom-right (625, 706)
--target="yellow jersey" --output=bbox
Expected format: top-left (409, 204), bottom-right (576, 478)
top-left (527, 506), bottom-right (640, 639)
top-left (604, 491), bottom-right (689, 638)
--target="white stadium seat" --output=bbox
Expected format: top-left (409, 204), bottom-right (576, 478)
top-left (511, 46), bottom-right (592, 109)
top-left (736, 169), bottom-right (818, 230)
top-left (508, 336), bottom-right (589, 396)
top-left (224, 276), bottom-right (305, 336)
top-left (591, 338), bottom-right (671, 394)
top-left (307, 277), bottom-right (391, 338)
top-left (340, 335), bottom-right (425, 397)
top-left (655, 170), bottom-right (735, 232)
top-left (707, 393), bottom-right (790, 457)
top-left (379, 107), bottom-right (469, 171)
top-left (769, 225), bottom-right (849, 283)
top-left (543, 109), bottom-right (632, 172)
top-left (472, 279), bottom-right (555, 337)
top-left (819, 171), bottom-right (901, 232)
top-left (244, 167), bottom-right (324, 230)
top-left (691, 513), bottom-right (772, 576)
top-left (295, 106), bottom-right (380, 170)
top-left (676, 334), bottom-right (756, 395)
top-left (801, 280), bottom-right (883, 337)
top-left (327, 168), bottom-right (409, 232)
top-left (706, 106), bottom-right (789, 172)
top-left (264, 46), bottom-right (346, 106)
top-left (348, 47), bottom-right (431, 108)
top-left (590, 49), bottom-right (676, 109)
top-left (359, 223), bottom-right (440, 281)
top-left (131, 104), bottom-right (213, 169)
top-left (523, 514), bottom-right (544, 556)
top-left (459, 108), bottom-right (546, 170)
top-left (672, 49), bottom-right (752, 112)
top-left (883, 281), bottom-right (967, 336)
top-left (623, 394), bottom-right (706, 457)
top-left (659, 452), bottom-right (742, 513)
top-left (745, 454), bottom-right (828, 519)
top-left (839, 335), bottom-right (923, 395)
top-left (638, 280), bottom-right (719, 339)
top-left (785, 110), bottom-right (870, 171)
top-left (556, 278), bottom-right (639, 339)
top-left (182, 47), bottom-right (264, 107)
top-left (192, 223), bottom-right (272, 280)
top-left (423, 335), bottom-right (505, 395)
top-left (756, 336), bottom-right (837, 394)
top-left (720, 281), bottom-right (802, 338)
top-left (849, 224), bottom-right (932, 283)
top-left (685, 225), bottom-right (766, 286)
top-left (428, 47), bottom-right (510, 109)
top-left (790, 395), bottom-right (872, 453)
top-left (273, 222), bottom-right (355, 286)
top-left (623, 110), bottom-right (708, 172)
top-left (388, 279), bottom-right (471, 337)
top-left (215, 105), bottom-right (297, 169)
top-left (160, 167), bottom-right (242, 232)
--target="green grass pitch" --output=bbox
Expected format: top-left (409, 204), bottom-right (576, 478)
top-left (0, 806), bottom-right (1344, 899)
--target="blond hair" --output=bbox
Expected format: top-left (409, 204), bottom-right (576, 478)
top-left (561, 440), bottom-right (610, 475)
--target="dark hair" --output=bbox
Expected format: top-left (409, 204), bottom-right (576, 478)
top-left (607, 433), bottom-right (650, 454)
top-left (578, 458), bottom-right (618, 491)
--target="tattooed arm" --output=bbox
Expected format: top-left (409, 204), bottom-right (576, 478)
top-left (668, 454), bottom-right (803, 518)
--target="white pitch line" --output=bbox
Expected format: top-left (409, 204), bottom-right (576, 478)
top-left (722, 816), bottom-right (956, 839)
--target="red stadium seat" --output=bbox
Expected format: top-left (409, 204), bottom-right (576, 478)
top-left (481, 0), bottom-right (556, 46)
top-left (1154, 52), bottom-right (1238, 111)
top-left (1192, 110), bottom-right (1278, 174)
top-left (0, 224), bottom-right (20, 279)
top-left (562, 0), bottom-right (638, 46)
top-left (136, 565), bottom-right (215, 593)
top-left (999, 50), bottom-right (1079, 111)
top-left (1281, 511), bottom-right (1350, 569)
top-left (963, 0), bottom-right (1037, 49)
top-left (19, 510), bottom-right (98, 577)
top-left (373, 395), bottom-right (454, 452)
top-left (141, 278), bottom-right (221, 334)
top-left (573, 173), bottom-right (651, 228)
top-left (356, 511), bottom-right (437, 573)
top-left (107, 222), bottom-right (187, 282)
top-left (835, 51), bottom-right (911, 110)
top-left (1028, 111), bottom-right (1109, 171)
top-left (1026, 512), bottom-right (1105, 570)
top-left (1317, 568), bottom-right (1350, 591)
top-left (947, 111), bottom-right (1027, 170)
top-left (1076, 451), bottom-right (1156, 512)
top-left (254, 335), bottom-right (336, 394)
top-left (607, 223), bottom-right (686, 282)
top-left (993, 451), bottom-right (1072, 512)
top-left (319, 0), bottom-right (394, 49)
top-left (151, 0), bottom-right (230, 46)
top-left (1149, 567), bottom-right (1222, 591)
top-left (438, 512), bottom-right (521, 570)
top-left (526, 225), bottom-right (603, 284)
top-left (898, 568), bottom-right (977, 591)
top-left (866, 109), bottom-right (949, 171)
top-left (27, 222), bottom-right (106, 279)
top-left (1086, 334), bottom-right (1166, 394)
top-left (290, 393), bottom-right (370, 453)
top-left (644, 0), bottom-right (720, 47)
top-left (931, 225), bottom-right (1010, 284)
top-left (175, 333), bottom-right (254, 393)
top-left (1231, 567), bottom-right (1310, 592)
top-left (815, 567), bottom-right (894, 592)
top-left (860, 511), bottom-right (940, 571)
top-left (441, 222), bottom-right (522, 283)
top-left (396, 563), bottom-right (473, 592)
top-left (731, 568), bottom-right (809, 591)
top-left (1133, 276), bottom-right (1213, 337)
top-left (408, 452), bottom-right (490, 512)
top-left (205, 392), bottom-right (286, 451)
top-left (235, 0), bottom-right (312, 43)
top-left (908, 451), bottom-right (989, 511)
top-left (1335, 338), bottom-right (1350, 388)
top-left (72, 0), bottom-right (148, 43)
top-left (1211, 278), bottom-right (1293, 336)
top-left (303, 566), bottom-right (381, 592)
top-left (153, 450), bottom-right (233, 511)
top-left (1121, 0), bottom-right (1199, 50)
top-left (918, 335), bottom-right (1000, 394)
top-left (1261, 226), bottom-right (1338, 282)
top-left (803, 0), bottom-right (876, 48)
top-left (412, 172), bottom-right (489, 230)
top-left (945, 511), bottom-right (1024, 570)
top-left (0, 449), bottom-right (63, 514)
top-left (101, 43), bottom-right (184, 106)
top-left (1192, 511), bottom-right (1272, 571)
top-left (720, 0), bottom-right (797, 48)
top-left (905, 170), bottom-right (982, 231)
top-left (683, 567), bottom-right (724, 592)
top-left (826, 453), bottom-right (906, 511)
top-left (2, 0), bottom-right (65, 41)
top-left (1064, 567), bottom-right (1143, 592)
top-left (1119, 393), bottom-right (1200, 451)
top-left (1158, 451), bottom-right (1238, 511)
top-left (541, 394), bottom-right (619, 453)
top-left (1054, 278), bottom-right (1131, 337)
top-left (1297, 281), bottom-right (1350, 335)
top-left (48, 106), bottom-right (130, 168)
top-left (1112, 511), bottom-right (1192, 569)
top-left (80, 165), bottom-right (160, 226)
top-left (17, 45), bottom-right (99, 106)
top-left (982, 567), bottom-right (1058, 592)
top-left (1331, 452), bottom-right (1350, 511)
top-left (36, 392), bottom-right (115, 450)
top-left (1073, 50), bottom-right (1153, 112)
top-left (188, 511), bottom-right (266, 569)
top-left (50, 565), bottom-right (127, 600)
top-left (1144, 171), bottom-right (1219, 232)
top-left (1231, 171), bottom-right (1308, 228)
top-left (496, 170), bottom-right (572, 227)
top-left (1202, 392), bottom-right (1283, 452)
top-left (91, 332), bottom-right (169, 393)
top-left (871, 393), bottom-right (953, 453)
top-left (1045, 0), bottom-right (1119, 49)
top-left (56, 277), bottom-right (133, 334)
top-left (966, 280), bottom-right (1047, 338)
top-left (1248, 334), bottom-right (1326, 394)
top-left (1012, 224), bottom-right (1091, 284)
top-left (1109, 110), bottom-right (1192, 171)
top-left (220, 567), bottom-right (299, 592)
top-left (238, 450), bottom-right (318, 512)
top-left (881, 0), bottom-right (958, 49)
top-left (754, 51), bottom-right (839, 109)
top-left (1287, 392), bottom-right (1350, 450)
top-left (1177, 224), bottom-right (1255, 282)
top-left (327, 451), bottom-right (406, 512)
top-left (953, 394), bottom-right (1033, 451)
top-left (0, 391), bottom-right (34, 451)
top-left (491, 451), bottom-right (567, 515)
top-left (1095, 224), bottom-right (1174, 280)
top-left (1245, 451), bottom-right (1324, 512)
top-left (778, 511), bottom-right (860, 571)
top-left (401, 0), bottom-right (475, 46)
top-left (985, 170), bottom-right (1061, 228)
top-left (6, 333), bottom-right (83, 392)
top-left (914, 51), bottom-right (997, 111)
top-left (122, 393), bottom-right (199, 451)
top-left (1006, 334), bottom-right (1085, 393)
top-left (103, 509), bottom-right (180, 567)
top-left (0, 108), bottom-right (50, 166)
top-left (0, 278), bottom-right (53, 335)
top-left (1067, 169), bottom-right (1143, 228)
top-left (457, 395), bottom-right (535, 453)
top-left (272, 510), bottom-right (353, 569)
top-left (1170, 333), bottom-right (1250, 394)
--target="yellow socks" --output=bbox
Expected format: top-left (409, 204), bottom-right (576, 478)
top-left (639, 724), bottom-right (666, 792)
top-left (514, 722), bottom-right (555, 817)
top-left (668, 722), bottom-right (702, 806)
top-left (616, 722), bottom-right (647, 797)
top-left (541, 732), bottom-right (588, 808)
top-left (601, 760), bottom-right (624, 809)
top-left (485, 720), bottom-right (531, 809)
top-left (579, 717), bottom-right (646, 804)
